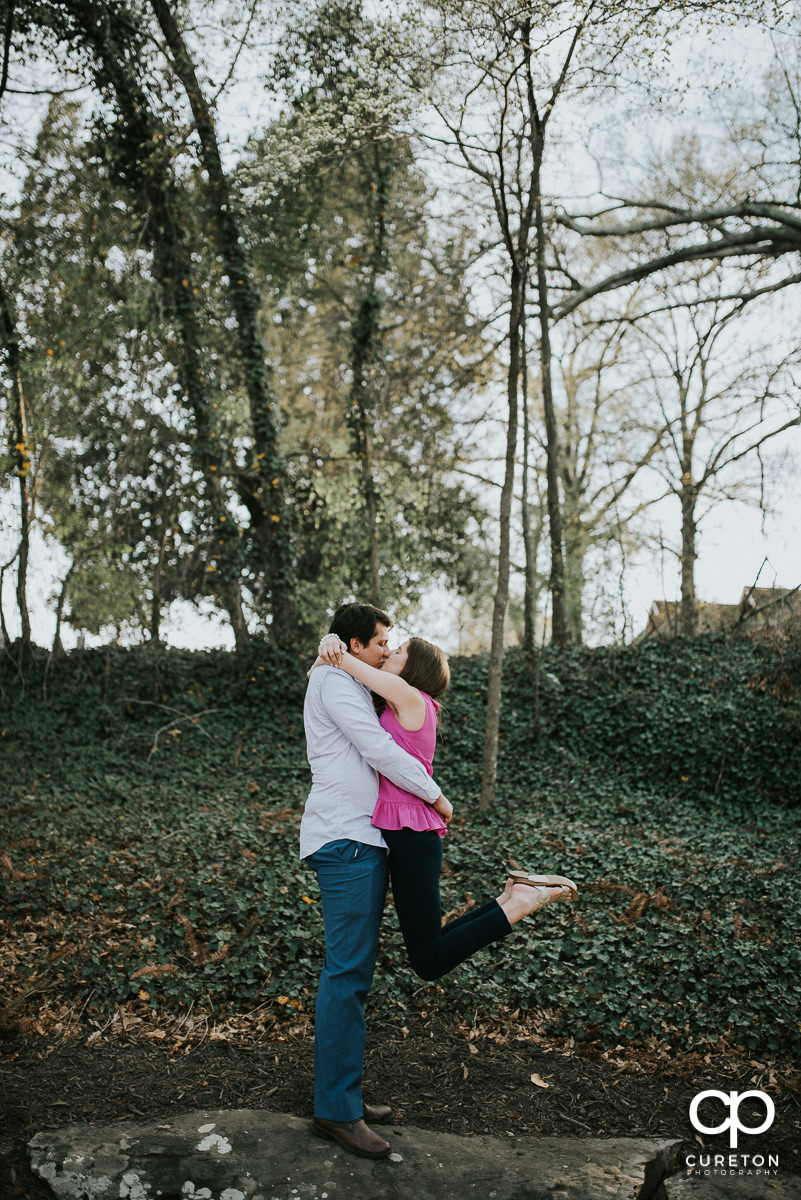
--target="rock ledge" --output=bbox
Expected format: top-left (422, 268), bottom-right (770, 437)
top-left (27, 1108), bottom-right (799, 1199)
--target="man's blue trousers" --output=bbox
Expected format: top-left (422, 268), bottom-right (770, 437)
top-left (305, 839), bottom-right (388, 1122)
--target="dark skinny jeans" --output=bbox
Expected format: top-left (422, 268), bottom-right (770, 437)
top-left (382, 827), bottom-right (512, 981)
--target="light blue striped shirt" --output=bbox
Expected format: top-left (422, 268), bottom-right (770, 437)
top-left (300, 665), bottom-right (441, 859)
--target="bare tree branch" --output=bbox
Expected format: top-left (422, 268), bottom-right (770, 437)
top-left (558, 200), bottom-right (801, 238)
top-left (552, 230), bottom-right (794, 319)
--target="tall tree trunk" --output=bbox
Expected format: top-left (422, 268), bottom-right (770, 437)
top-left (479, 13), bottom-right (541, 810)
top-left (347, 144), bottom-right (390, 604)
top-left (533, 189), bottom-right (568, 644)
top-left (349, 285), bottom-right (383, 603)
top-left (520, 304), bottom-right (544, 735)
top-left (146, 0), bottom-right (296, 644)
top-left (563, 521), bottom-right (586, 643)
top-left (679, 481), bottom-right (698, 635)
top-left (0, 272), bottom-right (32, 648)
top-left (677, 383), bottom-right (698, 635)
top-left (520, 271), bottom-right (538, 654)
top-left (52, 561), bottom-right (75, 655)
top-left (60, 0), bottom-right (249, 648)
top-left (479, 262), bottom-right (523, 812)
top-left (150, 524), bottom-right (168, 644)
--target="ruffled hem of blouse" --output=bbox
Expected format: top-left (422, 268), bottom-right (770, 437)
top-left (372, 800), bottom-right (447, 835)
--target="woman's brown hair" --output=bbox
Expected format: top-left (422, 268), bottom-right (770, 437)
top-left (400, 638), bottom-right (450, 700)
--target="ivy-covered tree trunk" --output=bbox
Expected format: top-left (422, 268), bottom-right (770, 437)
top-left (349, 295), bottom-right (382, 604)
top-left (347, 144), bottom-right (392, 604)
top-left (146, 0), bottom-right (296, 646)
top-left (55, 0), bottom-right (249, 648)
top-left (0, 272), bottom-right (32, 648)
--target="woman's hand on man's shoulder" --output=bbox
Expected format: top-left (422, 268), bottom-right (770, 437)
top-left (318, 634), bottom-right (348, 666)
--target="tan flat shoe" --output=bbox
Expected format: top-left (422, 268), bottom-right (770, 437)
top-left (509, 870), bottom-right (578, 899)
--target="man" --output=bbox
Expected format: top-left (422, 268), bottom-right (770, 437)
top-left (301, 602), bottom-right (451, 1160)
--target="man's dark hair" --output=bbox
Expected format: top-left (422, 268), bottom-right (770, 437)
top-left (329, 603), bottom-right (393, 648)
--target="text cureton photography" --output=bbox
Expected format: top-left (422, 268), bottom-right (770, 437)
top-left (687, 1088), bottom-right (781, 1179)
top-left (685, 1152), bottom-right (780, 1179)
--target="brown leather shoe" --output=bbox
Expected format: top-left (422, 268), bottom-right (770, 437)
top-left (312, 1116), bottom-right (391, 1159)
top-left (363, 1102), bottom-right (393, 1124)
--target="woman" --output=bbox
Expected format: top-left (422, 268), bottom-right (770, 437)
top-left (315, 632), bottom-right (577, 981)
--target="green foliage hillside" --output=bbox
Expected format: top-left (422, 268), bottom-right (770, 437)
top-left (1, 635), bottom-right (799, 1056)
top-left (446, 635), bottom-right (801, 804)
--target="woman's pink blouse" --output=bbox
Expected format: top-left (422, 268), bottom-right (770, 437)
top-left (372, 692), bottom-right (447, 836)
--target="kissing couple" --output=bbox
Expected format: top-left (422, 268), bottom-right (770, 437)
top-left (300, 602), bottom-right (578, 1159)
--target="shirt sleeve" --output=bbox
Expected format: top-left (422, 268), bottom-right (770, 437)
top-left (320, 671), bottom-right (441, 803)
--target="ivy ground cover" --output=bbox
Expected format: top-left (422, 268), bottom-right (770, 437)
top-left (1, 636), bottom-right (799, 1057)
